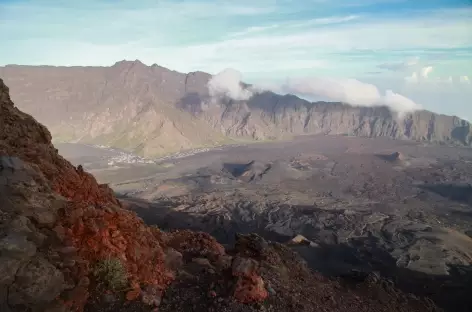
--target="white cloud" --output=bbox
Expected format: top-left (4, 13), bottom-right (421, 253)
top-left (202, 15), bottom-right (472, 52)
top-left (460, 76), bottom-right (470, 84)
top-left (207, 70), bottom-right (421, 113)
top-left (288, 15), bottom-right (360, 27)
top-left (382, 90), bottom-right (421, 113)
top-left (404, 66), bottom-right (450, 84)
top-left (405, 72), bottom-right (472, 86)
top-left (150, 13), bottom-right (472, 76)
top-left (278, 78), bottom-right (380, 106)
top-left (420, 66), bottom-right (433, 78)
top-left (228, 25), bottom-right (280, 37)
top-left (404, 72), bottom-right (419, 84)
top-left (264, 77), bottom-right (421, 113)
top-left (227, 14), bottom-right (360, 39)
top-left (378, 57), bottom-right (419, 71)
top-left (3, 1), bottom-right (276, 19)
top-left (405, 57), bottom-right (420, 66)
top-left (207, 68), bottom-right (254, 101)
top-left (432, 76), bottom-right (455, 84)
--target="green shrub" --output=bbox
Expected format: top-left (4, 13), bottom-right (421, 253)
top-left (93, 258), bottom-right (128, 291)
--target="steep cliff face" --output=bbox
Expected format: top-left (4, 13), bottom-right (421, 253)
top-left (202, 92), bottom-right (472, 146)
top-left (1, 62), bottom-right (470, 158)
top-left (0, 78), bottom-right (441, 312)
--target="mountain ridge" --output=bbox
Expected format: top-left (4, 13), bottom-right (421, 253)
top-left (1, 61), bottom-right (470, 157)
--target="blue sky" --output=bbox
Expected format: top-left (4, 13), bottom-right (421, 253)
top-left (0, 0), bottom-right (471, 118)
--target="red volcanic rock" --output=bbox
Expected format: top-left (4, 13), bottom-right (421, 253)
top-left (232, 257), bottom-right (268, 303)
top-left (58, 203), bottom-right (174, 297)
top-left (233, 274), bottom-right (268, 304)
top-left (166, 230), bottom-right (225, 259)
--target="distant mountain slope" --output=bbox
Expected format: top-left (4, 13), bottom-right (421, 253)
top-left (1, 60), bottom-right (470, 157)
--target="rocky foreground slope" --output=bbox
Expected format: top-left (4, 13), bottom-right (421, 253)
top-left (0, 80), bottom-right (444, 310)
top-left (1, 61), bottom-right (471, 157)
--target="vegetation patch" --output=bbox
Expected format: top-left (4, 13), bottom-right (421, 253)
top-left (93, 258), bottom-right (128, 291)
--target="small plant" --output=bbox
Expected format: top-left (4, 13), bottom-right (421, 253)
top-left (93, 257), bottom-right (128, 291)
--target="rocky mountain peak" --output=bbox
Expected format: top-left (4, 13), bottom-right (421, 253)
top-left (112, 59), bottom-right (147, 68)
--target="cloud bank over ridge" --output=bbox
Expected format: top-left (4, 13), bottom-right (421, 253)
top-left (207, 69), bottom-right (253, 101)
top-left (208, 69), bottom-right (422, 114)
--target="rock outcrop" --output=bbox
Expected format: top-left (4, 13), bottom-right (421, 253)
top-left (0, 77), bottom-right (441, 311)
top-left (1, 62), bottom-right (470, 157)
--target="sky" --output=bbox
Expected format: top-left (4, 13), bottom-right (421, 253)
top-left (0, 0), bottom-right (471, 118)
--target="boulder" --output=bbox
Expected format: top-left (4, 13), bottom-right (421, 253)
top-left (232, 257), bottom-right (268, 303)
top-left (8, 257), bottom-right (65, 306)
